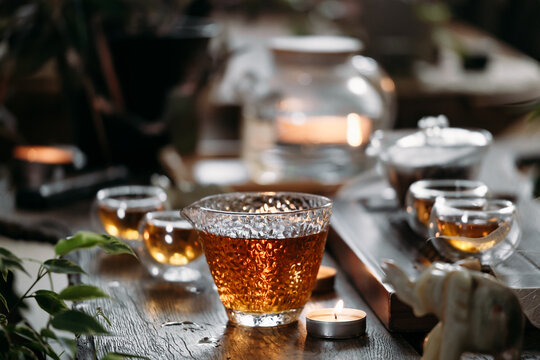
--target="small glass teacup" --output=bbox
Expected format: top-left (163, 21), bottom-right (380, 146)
top-left (95, 186), bottom-right (167, 241)
top-left (138, 211), bottom-right (203, 283)
top-left (405, 179), bottom-right (488, 238)
top-left (428, 197), bottom-right (521, 264)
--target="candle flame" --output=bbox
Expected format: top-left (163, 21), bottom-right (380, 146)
top-left (333, 300), bottom-right (344, 320)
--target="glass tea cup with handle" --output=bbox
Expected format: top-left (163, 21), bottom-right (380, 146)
top-left (182, 192), bottom-right (333, 327)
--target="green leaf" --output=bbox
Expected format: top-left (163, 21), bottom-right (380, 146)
top-left (55, 231), bottom-right (104, 256)
top-left (58, 285), bottom-right (109, 301)
top-left (0, 292), bottom-right (7, 311)
top-left (56, 337), bottom-right (76, 355)
top-left (51, 310), bottom-right (109, 335)
top-left (0, 247), bottom-right (29, 277)
top-left (55, 232), bottom-right (136, 257)
top-left (9, 345), bottom-right (39, 360)
top-left (0, 326), bottom-right (10, 352)
top-left (13, 325), bottom-right (46, 354)
top-left (40, 328), bottom-right (57, 339)
top-left (13, 324), bottom-right (60, 360)
top-left (33, 290), bottom-right (68, 315)
top-left (43, 259), bottom-right (85, 274)
top-left (0, 314), bottom-right (7, 326)
top-left (97, 235), bottom-right (136, 257)
top-left (101, 352), bottom-right (150, 360)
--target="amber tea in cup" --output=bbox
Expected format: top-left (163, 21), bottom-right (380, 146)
top-left (96, 186), bottom-right (167, 240)
top-left (182, 192), bottom-right (333, 327)
top-left (428, 197), bottom-right (520, 264)
top-left (139, 211), bottom-right (203, 282)
top-left (405, 179), bottom-right (488, 237)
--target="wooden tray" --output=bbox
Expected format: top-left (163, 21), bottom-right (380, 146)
top-left (327, 174), bottom-right (438, 332)
top-left (327, 161), bottom-right (540, 332)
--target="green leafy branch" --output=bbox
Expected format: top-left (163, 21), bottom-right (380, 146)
top-left (0, 231), bottom-right (147, 360)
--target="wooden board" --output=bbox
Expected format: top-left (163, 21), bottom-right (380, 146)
top-left (327, 136), bottom-right (540, 332)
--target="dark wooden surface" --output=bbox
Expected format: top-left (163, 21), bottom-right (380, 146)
top-left (73, 249), bottom-right (419, 359)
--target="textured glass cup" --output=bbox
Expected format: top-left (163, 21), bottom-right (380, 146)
top-left (405, 179), bottom-right (488, 237)
top-left (95, 186), bottom-right (167, 241)
top-left (138, 211), bottom-right (203, 282)
top-left (182, 192), bottom-right (333, 327)
top-left (428, 197), bottom-right (520, 264)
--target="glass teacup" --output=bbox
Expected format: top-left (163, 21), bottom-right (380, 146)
top-left (428, 197), bottom-right (521, 264)
top-left (138, 211), bottom-right (203, 283)
top-left (95, 186), bottom-right (167, 241)
top-left (182, 192), bottom-right (333, 327)
top-left (405, 179), bottom-right (488, 237)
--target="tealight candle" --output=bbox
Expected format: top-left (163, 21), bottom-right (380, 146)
top-left (306, 300), bottom-right (366, 339)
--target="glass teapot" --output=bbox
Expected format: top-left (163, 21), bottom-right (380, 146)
top-left (240, 36), bottom-right (396, 184)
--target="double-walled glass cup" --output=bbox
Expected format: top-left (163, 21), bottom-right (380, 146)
top-left (405, 179), bottom-right (488, 237)
top-left (182, 192), bottom-right (333, 327)
top-left (138, 211), bottom-right (203, 282)
top-left (428, 197), bottom-right (521, 264)
top-left (95, 186), bottom-right (167, 241)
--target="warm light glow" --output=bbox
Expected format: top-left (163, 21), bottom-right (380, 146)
top-left (13, 146), bottom-right (73, 164)
top-left (333, 300), bottom-right (344, 320)
top-left (279, 97), bottom-right (305, 112)
top-left (380, 77), bottom-right (395, 92)
top-left (277, 114), bottom-right (372, 146)
top-left (347, 113), bottom-right (362, 147)
top-left (346, 113), bottom-right (371, 147)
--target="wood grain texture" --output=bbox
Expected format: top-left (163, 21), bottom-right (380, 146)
top-left (71, 249), bottom-right (419, 360)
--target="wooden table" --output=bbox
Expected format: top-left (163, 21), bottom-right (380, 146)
top-left (1, 136), bottom-right (540, 359)
top-left (0, 192), bottom-right (419, 359)
top-left (73, 250), bottom-right (419, 359)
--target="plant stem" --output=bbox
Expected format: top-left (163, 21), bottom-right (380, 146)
top-left (10, 270), bottom-right (48, 314)
top-left (47, 271), bottom-right (54, 292)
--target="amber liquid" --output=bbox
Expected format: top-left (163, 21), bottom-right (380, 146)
top-left (142, 221), bottom-right (202, 265)
top-left (98, 205), bottom-right (163, 240)
top-left (413, 197), bottom-right (435, 226)
top-left (200, 230), bottom-right (328, 313)
top-left (435, 218), bottom-right (502, 252)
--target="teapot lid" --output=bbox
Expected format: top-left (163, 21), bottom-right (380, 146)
top-left (394, 115), bottom-right (491, 149)
top-left (269, 36), bottom-right (362, 65)
top-left (374, 115), bottom-right (492, 168)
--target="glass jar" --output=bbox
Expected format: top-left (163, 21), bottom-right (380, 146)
top-left (241, 36), bottom-right (396, 184)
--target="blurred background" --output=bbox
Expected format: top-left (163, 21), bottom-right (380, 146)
top-left (0, 0), bottom-right (540, 207)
